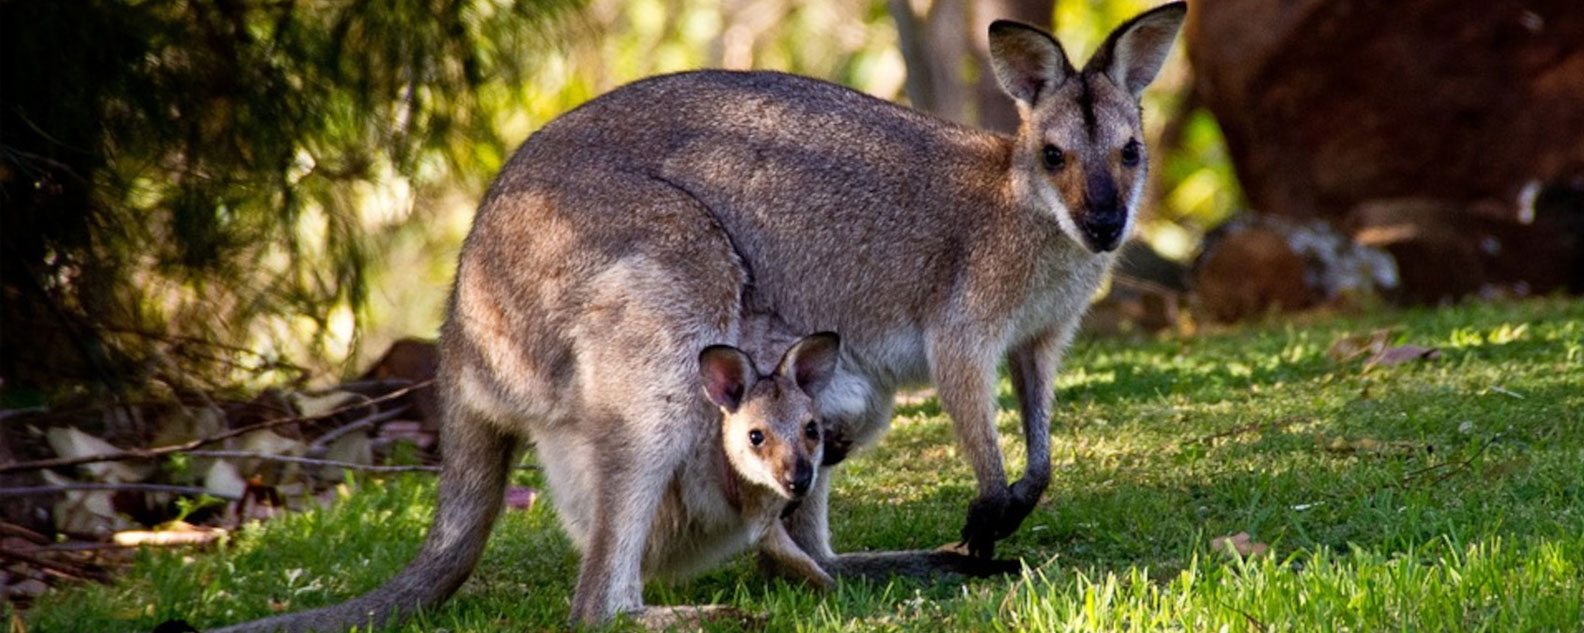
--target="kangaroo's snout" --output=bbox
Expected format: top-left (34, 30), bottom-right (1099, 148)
top-left (1079, 170), bottom-right (1126, 252)
top-left (785, 458), bottom-right (814, 497)
top-left (1079, 211), bottom-right (1125, 252)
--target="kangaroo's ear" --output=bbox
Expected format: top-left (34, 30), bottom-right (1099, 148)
top-left (699, 345), bottom-right (755, 412)
top-left (988, 20), bottom-right (1073, 106)
top-left (1087, 2), bottom-right (1187, 98)
top-left (776, 332), bottom-right (840, 398)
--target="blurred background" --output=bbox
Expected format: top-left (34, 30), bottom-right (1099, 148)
top-left (2, 0), bottom-right (1582, 528)
top-left (5, 0), bottom-right (1581, 405)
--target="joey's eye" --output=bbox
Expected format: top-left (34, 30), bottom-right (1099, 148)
top-left (804, 420), bottom-right (820, 440)
top-left (1041, 144), bottom-right (1065, 171)
top-left (1120, 140), bottom-right (1142, 168)
top-left (748, 429), bottom-right (764, 446)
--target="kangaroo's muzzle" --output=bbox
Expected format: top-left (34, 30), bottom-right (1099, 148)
top-left (1078, 170), bottom-right (1126, 252)
top-left (1079, 210), bottom-right (1126, 252)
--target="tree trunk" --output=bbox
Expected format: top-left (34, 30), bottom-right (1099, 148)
top-left (889, 0), bottom-right (1054, 131)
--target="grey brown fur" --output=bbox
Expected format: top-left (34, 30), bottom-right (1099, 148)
top-left (215, 4), bottom-right (1186, 630)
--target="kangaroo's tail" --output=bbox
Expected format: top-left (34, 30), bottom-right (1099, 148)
top-left (214, 414), bottom-right (515, 633)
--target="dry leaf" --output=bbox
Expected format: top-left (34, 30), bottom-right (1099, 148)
top-left (320, 433), bottom-right (373, 483)
top-left (505, 486), bottom-right (538, 511)
top-left (41, 471), bottom-right (132, 538)
top-left (1365, 344), bottom-right (1441, 370)
top-left (150, 406), bottom-right (226, 448)
top-left (45, 427), bottom-right (152, 483)
top-left (1211, 531), bottom-right (1269, 558)
top-left (203, 459), bottom-right (247, 499)
top-left (1327, 329), bottom-right (1393, 362)
top-left (1315, 433), bottom-right (1419, 455)
top-left (240, 430), bottom-right (305, 457)
top-left (290, 391), bottom-right (359, 419)
top-left (3, 578), bottom-right (49, 601)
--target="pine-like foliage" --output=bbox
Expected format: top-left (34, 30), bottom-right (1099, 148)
top-left (0, 0), bottom-right (577, 403)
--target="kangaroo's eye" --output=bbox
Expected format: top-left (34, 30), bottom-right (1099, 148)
top-left (748, 429), bottom-right (765, 446)
top-left (1042, 144), bottom-right (1065, 171)
top-left (804, 420), bottom-right (820, 440)
top-left (1120, 140), bottom-right (1142, 167)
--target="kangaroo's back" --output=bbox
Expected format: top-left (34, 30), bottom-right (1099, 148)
top-left (486, 71), bottom-right (1032, 376)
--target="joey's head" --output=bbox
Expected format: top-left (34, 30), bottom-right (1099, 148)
top-left (698, 333), bottom-right (840, 500)
top-left (989, 2), bottom-right (1187, 253)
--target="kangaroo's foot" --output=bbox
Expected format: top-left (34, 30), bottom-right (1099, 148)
top-left (823, 546), bottom-right (1022, 582)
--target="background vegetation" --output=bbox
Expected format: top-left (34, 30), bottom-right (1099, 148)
top-left (0, 0), bottom-right (1236, 409)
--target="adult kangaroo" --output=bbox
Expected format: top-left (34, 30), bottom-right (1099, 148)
top-left (215, 3), bottom-right (1187, 630)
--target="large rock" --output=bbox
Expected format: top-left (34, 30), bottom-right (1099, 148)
top-left (1185, 0), bottom-right (1584, 301)
top-left (1187, 0), bottom-right (1584, 218)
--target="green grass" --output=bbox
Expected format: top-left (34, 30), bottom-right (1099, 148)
top-left (19, 298), bottom-right (1584, 632)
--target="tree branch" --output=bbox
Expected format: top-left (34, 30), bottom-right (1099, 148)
top-left (0, 482), bottom-right (243, 501)
top-left (185, 449), bottom-right (439, 473)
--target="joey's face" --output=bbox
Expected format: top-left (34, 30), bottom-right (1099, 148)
top-left (1026, 76), bottom-right (1146, 253)
top-left (722, 379), bottom-right (822, 500)
top-left (697, 332), bottom-right (841, 502)
top-left (988, 3), bottom-right (1187, 254)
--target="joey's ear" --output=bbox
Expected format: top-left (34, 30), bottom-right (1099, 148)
top-left (1086, 2), bottom-right (1187, 98)
top-left (699, 345), bottom-right (755, 412)
top-left (988, 20), bottom-right (1073, 106)
top-left (776, 332), bottom-right (840, 398)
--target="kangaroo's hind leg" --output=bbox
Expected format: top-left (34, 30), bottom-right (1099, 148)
top-left (565, 410), bottom-right (688, 625)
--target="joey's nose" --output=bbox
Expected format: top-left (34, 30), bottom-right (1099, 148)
top-left (786, 459), bottom-right (814, 496)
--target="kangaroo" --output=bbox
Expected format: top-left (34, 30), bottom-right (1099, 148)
top-left (218, 333), bottom-right (837, 633)
top-left (214, 4), bottom-right (1187, 630)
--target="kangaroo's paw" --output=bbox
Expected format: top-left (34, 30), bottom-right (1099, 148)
top-left (632, 605), bottom-right (763, 631)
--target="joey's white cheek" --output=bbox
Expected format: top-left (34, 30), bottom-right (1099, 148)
top-left (727, 444), bottom-right (780, 490)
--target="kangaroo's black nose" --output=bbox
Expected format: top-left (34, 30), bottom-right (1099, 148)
top-left (787, 459), bottom-right (814, 496)
top-left (1079, 212), bottom-right (1126, 252)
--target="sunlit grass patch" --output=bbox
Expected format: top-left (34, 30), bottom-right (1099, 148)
top-left (18, 297), bottom-right (1584, 632)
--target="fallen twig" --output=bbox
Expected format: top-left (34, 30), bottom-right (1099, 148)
top-left (0, 482), bottom-right (243, 501)
top-left (1393, 434), bottom-right (1500, 490)
top-left (1187, 416), bottom-right (1307, 446)
top-left (0, 547), bottom-right (107, 583)
top-left (0, 380), bottom-right (432, 475)
top-left (0, 521), bottom-right (50, 545)
top-left (0, 406), bottom-right (49, 421)
top-left (1325, 434), bottom-right (1503, 502)
top-left (304, 379), bottom-right (417, 395)
top-left (185, 449), bottom-right (439, 473)
top-left (1215, 599), bottom-right (1271, 633)
top-left (28, 541), bottom-right (136, 553)
top-left (306, 405), bottom-right (410, 455)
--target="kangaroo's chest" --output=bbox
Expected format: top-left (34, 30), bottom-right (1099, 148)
top-left (1011, 252), bottom-right (1111, 343)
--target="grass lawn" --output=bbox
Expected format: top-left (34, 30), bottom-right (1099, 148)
top-left (18, 298), bottom-right (1584, 632)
